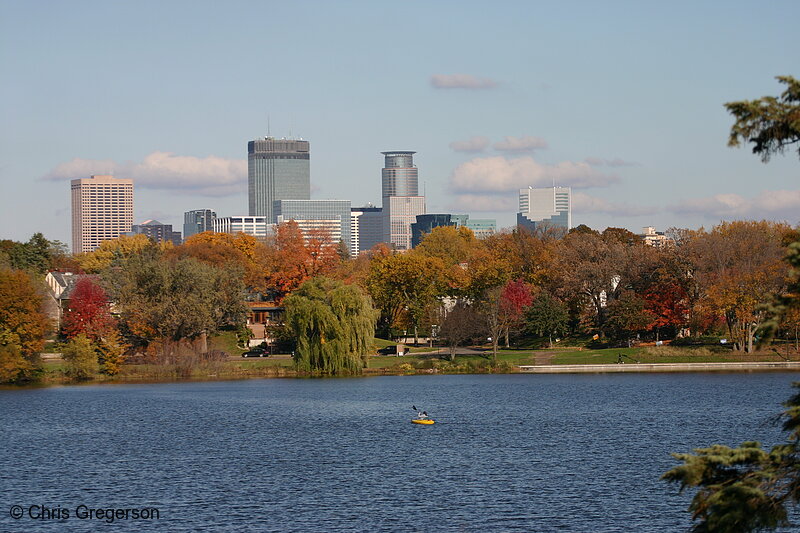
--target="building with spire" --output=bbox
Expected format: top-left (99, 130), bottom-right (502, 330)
top-left (248, 137), bottom-right (310, 223)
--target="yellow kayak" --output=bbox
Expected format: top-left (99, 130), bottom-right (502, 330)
top-left (412, 419), bottom-right (435, 425)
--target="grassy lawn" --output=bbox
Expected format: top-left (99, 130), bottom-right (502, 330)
top-left (209, 329), bottom-right (243, 355)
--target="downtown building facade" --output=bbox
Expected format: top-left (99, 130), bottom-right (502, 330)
top-left (410, 214), bottom-right (497, 247)
top-left (350, 205), bottom-right (383, 256)
top-left (71, 175), bottom-right (134, 253)
top-left (276, 199), bottom-right (352, 253)
top-left (381, 151), bottom-right (425, 251)
top-left (517, 186), bottom-right (572, 233)
top-left (248, 137), bottom-right (310, 223)
top-left (127, 219), bottom-right (182, 246)
top-left (213, 216), bottom-right (270, 239)
top-left (183, 209), bottom-right (216, 240)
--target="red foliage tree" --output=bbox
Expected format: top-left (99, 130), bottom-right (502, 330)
top-left (62, 278), bottom-right (116, 341)
top-left (644, 280), bottom-right (689, 341)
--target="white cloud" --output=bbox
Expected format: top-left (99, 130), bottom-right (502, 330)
top-left (449, 136), bottom-right (490, 153)
top-left (493, 136), bottom-right (548, 152)
top-left (584, 157), bottom-right (638, 167)
top-left (430, 73), bottom-right (498, 89)
top-left (670, 190), bottom-right (800, 221)
top-left (42, 152), bottom-right (246, 196)
top-left (448, 156), bottom-right (619, 195)
top-left (572, 191), bottom-right (656, 216)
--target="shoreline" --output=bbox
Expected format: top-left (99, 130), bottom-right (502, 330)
top-left (518, 361), bottom-right (800, 374)
top-left (5, 360), bottom-right (800, 390)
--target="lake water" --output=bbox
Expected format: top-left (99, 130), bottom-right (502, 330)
top-left (1, 373), bottom-right (798, 532)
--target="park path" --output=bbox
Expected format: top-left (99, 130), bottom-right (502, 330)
top-left (534, 351), bottom-right (556, 365)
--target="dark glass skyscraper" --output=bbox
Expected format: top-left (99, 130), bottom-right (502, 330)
top-left (248, 138), bottom-right (310, 222)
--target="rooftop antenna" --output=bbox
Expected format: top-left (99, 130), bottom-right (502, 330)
top-left (267, 114), bottom-right (271, 137)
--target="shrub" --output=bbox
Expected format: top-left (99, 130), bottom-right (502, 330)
top-left (62, 335), bottom-right (99, 380)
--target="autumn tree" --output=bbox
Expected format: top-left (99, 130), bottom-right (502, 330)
top-left (77, 234), bottom-right (158, 273)
top-left (0, 268), bottom-right (49, 356)
top-left (437, 301), bottom-right (485, 361)
top-left (0, 344), bottom-right (39, 384)
top-left (554, 231), bottom-right (637, 330)
top-left (725, 75), bottom-right (800, 162)
top-left (481, 279), bottom-right (533, 361)
top-left (61, 277), bottom-right (115, 341)
top-left (171, 231), bottom-right (264, 291)
top-left (686, 221), bottom-right (789, 352)
top-left (284, 277), bottom-right (377, 374)
top-left (366, 251), bottom-right (448, 341)
top-left (415, 225), bottom-right (479, 266)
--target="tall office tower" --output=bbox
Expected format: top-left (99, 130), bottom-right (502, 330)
top-left (381, 151), bottom-right (425, 251)
top-left (517, 186), bottom-right (572, 233)
top-left (71, 175), bottom-right (134, 253)
top-left (127, 220), bottom-right (182, 246)
top-left (350, 205), bottom-right (383, 256)
top-left (275, 199), bottom-right (352, 254)
top-left (248, 137), bottom-right (310, 223)
top-left (183, 209), bottom-right (216, 240)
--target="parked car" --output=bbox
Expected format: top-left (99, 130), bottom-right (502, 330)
top-left (241, 347), bottom-right (269, 358)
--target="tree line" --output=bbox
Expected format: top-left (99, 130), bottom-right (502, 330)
top-left (0, 217), bottom-right (798, 381)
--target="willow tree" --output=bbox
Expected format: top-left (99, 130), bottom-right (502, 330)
top-left (284, 277), bottom-right (377, 375)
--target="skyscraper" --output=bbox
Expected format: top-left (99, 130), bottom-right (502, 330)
top-left (71, 175), bottom-right (134, 253)
top-left (381, 151), bottom-right (425, 251)
top-left (517, 186), bottom-right (571, 233)
top-left (183, 209), bottom-right (216, 240)
top-left (248, 137), bottom-right (310, 223)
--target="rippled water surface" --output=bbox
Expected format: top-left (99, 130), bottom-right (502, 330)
top-left (1, 373), bottom-right (797, 532)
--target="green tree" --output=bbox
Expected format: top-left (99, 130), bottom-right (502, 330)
top-left (605, 291), bottom-right (656, 344)
top-left (663, 382), bottom-right (800, 533)
top-left (284, 277), bottom-right (377, 374)
top-left (526, 292), bottom-right (569, 347)
top-left (62, 334), bottom-right (99, 380)
top-left (111, 254), bottom-right (247, 348)
top-left (725, 76), bottom-right (800, 162)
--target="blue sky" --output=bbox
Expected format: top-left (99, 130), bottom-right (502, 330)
top-left (1, 0), bottom-right (798, 244)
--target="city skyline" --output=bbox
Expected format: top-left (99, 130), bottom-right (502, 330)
top-left (1, 1), bottom-right (798, 245)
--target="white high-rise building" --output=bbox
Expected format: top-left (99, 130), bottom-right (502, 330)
top-left (517, 186), bottom-right (571, 232)
top-left (71, 175), bottom-right (134, 253)
top-left (213, 216), bottom-right (270, 238)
